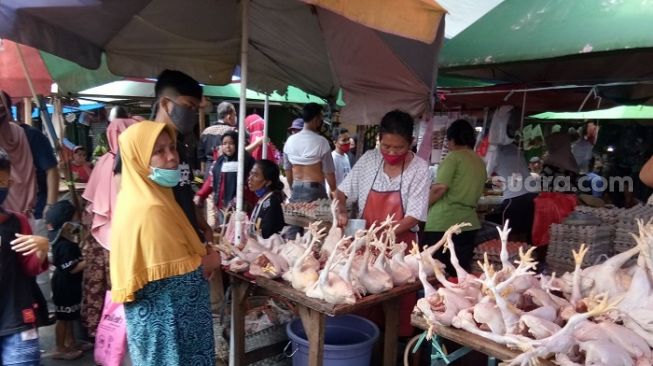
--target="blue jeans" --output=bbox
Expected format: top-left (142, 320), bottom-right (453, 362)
top-left (286, 181), bottom-right (329, 239)
top-left (289, 181), bottom-right (328, 203)
top-left (0, 330), bottom-right (40, 366)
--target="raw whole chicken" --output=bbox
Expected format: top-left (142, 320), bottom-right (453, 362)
top-left (306, 237), bottom-right (356, 305)
top-left (289, 228), bottom-right (324, 292)
top-left (413, 219), bottom-right (653, 366)
top-left (386, 242), bottom-right (415, 286)
top-left (356, 227), bottom-right (393, 295)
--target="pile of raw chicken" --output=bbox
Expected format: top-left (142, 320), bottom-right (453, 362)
top-left (218, 200), bottom-right (421, 305)
top-left (414, 220), bottom-right (653, 366)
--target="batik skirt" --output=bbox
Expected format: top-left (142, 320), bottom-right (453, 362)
top-left (124, 268), bottom-right (215, 366)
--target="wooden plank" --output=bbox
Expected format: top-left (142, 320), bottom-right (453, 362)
top-left (298, 306), bottom-right (325, 366)
top-left (382, 298), bottom-right (400, 366)
top-left (243, 342), bottom-right (287, 364)
top-left (253, 275), bottom-right (428, 316)
top-left (230, 279), bottom-right (250, 366)
top-left (410, 314), bottom-right (555, 366)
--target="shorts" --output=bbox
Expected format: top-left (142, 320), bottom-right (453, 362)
top-left (0, 329), bottom-right (40, 366)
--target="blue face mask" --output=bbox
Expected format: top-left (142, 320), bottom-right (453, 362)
top-left (0, 187), bottom-right (8, 206)
top-left (149, 167), bottom-right (181, 187)
top-left (255, 187), bottom-right (268, 198)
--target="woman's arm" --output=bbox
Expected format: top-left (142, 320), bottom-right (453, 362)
top-left (393, 216), bottom-right (420, 236)
top-left (335, 189), bottom-right (349, 227)
top-left (429, 183), bottom-right (448, 206)
top-left (195, 173), bottom-right (213, 202)
top-left (640, 154), bottom-right (653, 188)
top-left (70, 260), bottom-right (87, 274)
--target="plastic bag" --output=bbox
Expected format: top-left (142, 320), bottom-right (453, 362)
top-left (531, 192), bottom-right (577, 246)
top-left (94, 291), bottom-right (127, 366)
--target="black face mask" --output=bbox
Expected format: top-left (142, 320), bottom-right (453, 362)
top-left (164, 98), bottom-right (198, 136)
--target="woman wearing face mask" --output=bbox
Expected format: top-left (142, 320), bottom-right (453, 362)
top-left (194, 131), bottom-right (256, 225)
top-left (247, 159), bottom-right (286, 239)
top-left (423, 119), bottom-right (487, 276)
top-left (335, 110), bottom-right (430, 338)
top-left (110, 121), bottom-right (219, 366)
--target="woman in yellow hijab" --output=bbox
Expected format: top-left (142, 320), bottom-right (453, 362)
top-left (110, 121), bottom-right (216, 365)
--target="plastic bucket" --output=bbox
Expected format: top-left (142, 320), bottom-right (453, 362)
top-left (286, 314), bottom-right (379, 366)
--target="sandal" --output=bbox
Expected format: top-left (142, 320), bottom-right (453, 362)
top-left (74, 341), bottom-right (94, 352)
top-left (49, 349), bottom-right (83, 360)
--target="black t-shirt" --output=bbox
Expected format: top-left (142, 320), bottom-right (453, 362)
top-left (251, 192), bottom-right (286, 239)
top-left (114, 134), bottom-right (203, 241)
top-left (51, 237), bottom-right (83, 308)
top-left (0, 214), bottom-right (38, 336)
top-left (174, 136), bottom-right (202, 240)
top-left (20, 124), bottom-right (58, 219)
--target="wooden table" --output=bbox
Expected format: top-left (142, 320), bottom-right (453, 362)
top-left (228, 271), bottom-right (427, 366)
top-left (410, 314), bottom-right (555, 366)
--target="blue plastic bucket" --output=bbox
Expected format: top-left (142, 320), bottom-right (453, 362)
top-left (286, 314), bottom-right (379, 366)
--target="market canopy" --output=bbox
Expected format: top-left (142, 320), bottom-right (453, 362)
top-left (0, 0), bottom-right (446, 124)
top-left (531, 105), bottom-right (653, 120)
top-left (77, 80), bottom-right (331, 105)
top-left (439, 0), bottom-right (653, 85)
top-left (0, 39), bottom-right (119, 99)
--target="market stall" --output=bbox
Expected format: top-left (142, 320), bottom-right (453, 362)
top-left (411, 217), bottom-right (653, 366)
top-left (410, 313), bottom-right (555, 366)
top-left (227, 271), bottom-right (431, 366)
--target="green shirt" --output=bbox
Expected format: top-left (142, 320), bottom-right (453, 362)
top-left (426, 150), bottom-right (487, 232)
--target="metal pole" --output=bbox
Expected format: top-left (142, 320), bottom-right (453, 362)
top-left (262, 94), bottom-right (269, 159)
top-left (231, 0), bottom-right (248, 363)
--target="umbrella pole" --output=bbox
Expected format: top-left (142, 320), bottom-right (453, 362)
top-left (15, 43), bottom-right (81, 213)
top-left (262, 95), bottom-right (269, 159)
top-left (231, 0), bottom-right (248, 362)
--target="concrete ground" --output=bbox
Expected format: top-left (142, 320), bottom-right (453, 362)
top-left (39, 323), bottom-right (94, 366)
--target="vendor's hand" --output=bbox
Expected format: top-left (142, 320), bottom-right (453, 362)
top-left (11, 234), bottom-right (49, 258)
top-left (193, 195), bottom-right (204, 207)
top-left (337, 211), bottom-right (348, 228)
top-left (201, 247), bottom-right (221, 279)
top-left (202, 226), bottom-right (214, 244)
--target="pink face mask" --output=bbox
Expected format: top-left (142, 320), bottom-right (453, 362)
top-left (339, 143), bottom-right (351, 153)
top-left (381, 151), bottom-right (407, 165)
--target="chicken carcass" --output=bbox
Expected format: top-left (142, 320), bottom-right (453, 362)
top-left (581, 244), bottom-right (640, 298)
top-left (496, 220), bottom-right (515, 272)
top-left (473, 301), bottom-right (506, 335)
top-left (357, 232), bottom-right (392, 295)
top-left (518, 314), bottom-right (561, 340)
top-left (289, 227), bottom-right (324, 292)
top-left (507, 294), bottom-right (619, 366)
top-left (579, 339), bottom-right (635, 366)
top-left (249, 251), bottom-right (289, 279)
top-left (319, 199), bottom-right (343, 258)
top-left (385, 241), bottom-right (415, 286)
top-left (306, 237), bottom-right (356, 304)
top-left (570, 243), bottom-right (589, 308)
top-left (575, 321), bottom-right (652, 362)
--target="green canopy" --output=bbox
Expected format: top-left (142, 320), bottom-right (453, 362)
top-left (531, 105), bottom-right (653, 120)
top-left (440, 0), bottom-right (653, 85)
top-left (41, 52), bottom-right (120, 94)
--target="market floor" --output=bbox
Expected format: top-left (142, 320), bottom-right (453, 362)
top-left (39, 323), bottom-right (95, 366)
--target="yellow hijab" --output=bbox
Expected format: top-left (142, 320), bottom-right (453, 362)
top-left (110, 121), bottom-right (206, 303)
